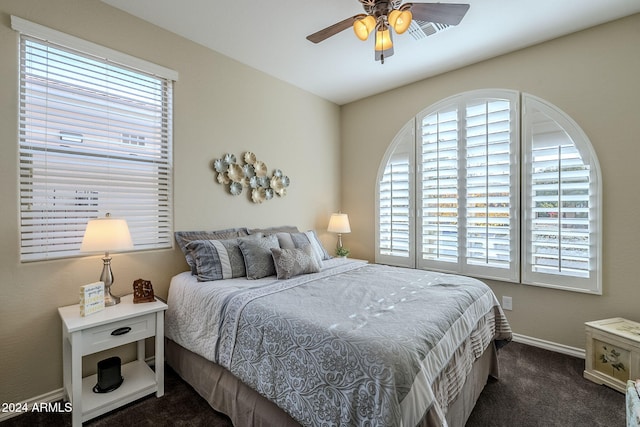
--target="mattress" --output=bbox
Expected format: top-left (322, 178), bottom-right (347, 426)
top-left (165, 258), bottom-right (511, 426)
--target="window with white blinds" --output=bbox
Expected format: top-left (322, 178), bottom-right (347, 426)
top-left (13, 17), bottom-right (177, 261)
top-left (376, 121), bottom-right (414, 267)
top-left (522, 94), bottom-right (601, 293)
top-left (416, 92), bottom-right (520, 282)
top-left (419, 106), bottom-right (460, 265)
top-left (376, 90), bottom-right (601, 293)
top-left (463, 98), bottom-right (519, 280)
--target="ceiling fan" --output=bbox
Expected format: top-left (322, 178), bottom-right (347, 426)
top-left (307, 0), bottom-right (470, 64)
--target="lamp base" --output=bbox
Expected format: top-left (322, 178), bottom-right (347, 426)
top-left (100, 255), bottom-right (120, 306)
top-left (104, 291), bottom-right (120, 307)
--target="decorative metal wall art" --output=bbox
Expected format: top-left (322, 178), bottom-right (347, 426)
top-left (211, 152), bottom-right (290, 203)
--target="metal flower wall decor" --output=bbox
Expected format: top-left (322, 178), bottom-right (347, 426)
top-left (211, 152), bottom-right (290, 203)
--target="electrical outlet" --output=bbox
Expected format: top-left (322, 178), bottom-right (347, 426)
top-left (502, 296), bottom-right (513, 311)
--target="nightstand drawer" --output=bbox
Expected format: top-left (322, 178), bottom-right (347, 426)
top-left (81, 313), bottom-right (156, 355)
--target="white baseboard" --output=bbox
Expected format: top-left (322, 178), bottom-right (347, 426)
top-left (0, 388), bottom-right (65, 422)
top-left (512, 333), bottom-right (585, 359)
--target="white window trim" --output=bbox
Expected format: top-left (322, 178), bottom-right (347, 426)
top-left (13, 16), bottom-right (178, 262)
top-left (11, 15), bottom-right (178, 81)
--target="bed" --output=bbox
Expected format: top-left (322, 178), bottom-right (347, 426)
top-left (165, 228), bottom-right (512, 427)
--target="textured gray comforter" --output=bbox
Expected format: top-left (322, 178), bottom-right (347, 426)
top-left (212, 260), bottom-right (511, 427)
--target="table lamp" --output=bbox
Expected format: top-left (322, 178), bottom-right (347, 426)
top-left (327, 212), bottom-right (351, 251)
top-left (80, 213), bottom-right (133, 306)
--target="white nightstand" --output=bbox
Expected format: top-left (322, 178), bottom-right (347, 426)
top-left (58, 293), bottom-right (168, 427)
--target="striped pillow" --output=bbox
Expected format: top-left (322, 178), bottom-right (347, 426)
top-left (175, 228), bottom-right (249, 274)
top-left (186, 235), bottom-right (260, 282)
top-left (284, 230), bottom-right (331, 261)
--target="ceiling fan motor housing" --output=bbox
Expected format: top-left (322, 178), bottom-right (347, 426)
top-left (361, 0), bottom-right (401, 20)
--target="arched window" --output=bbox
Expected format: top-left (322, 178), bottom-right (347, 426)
top-left (375, 90), bottom-right (602, 294)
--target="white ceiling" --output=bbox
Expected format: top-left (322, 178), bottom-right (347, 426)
top-left (101, 0), bottom-right (640, 105)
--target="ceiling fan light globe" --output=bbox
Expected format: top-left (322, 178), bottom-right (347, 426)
top-left (388, 9), bottom-right (412, 34)
top-left (353, 15), bottom-right (376, 41)
top-left (374, 28), bottom-right (393, 51)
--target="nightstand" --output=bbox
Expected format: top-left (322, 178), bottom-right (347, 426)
top-left (58, 294), bottom-right (168, 427)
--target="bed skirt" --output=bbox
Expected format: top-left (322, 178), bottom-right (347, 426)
top-left (165, 338), bottom-right (498, 427)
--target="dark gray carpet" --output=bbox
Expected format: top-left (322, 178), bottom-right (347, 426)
top-left (467, 342), bottom-right (625, 427)
top-left (1, 342), bottom-right (625, 426)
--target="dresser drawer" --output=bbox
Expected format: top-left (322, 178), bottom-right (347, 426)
top-left (81, 313), bottom-right (156, 355)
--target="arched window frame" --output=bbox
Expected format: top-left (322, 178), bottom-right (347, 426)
top-left (521, 94), bottom-right (602, 293)
top-left (375, 89), bottom-right (602, 294)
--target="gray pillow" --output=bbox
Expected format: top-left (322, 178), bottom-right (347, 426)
top-left (271, 245), bottom-right (322, 280)
top-left (238, 234), bottom-right (280, 279)
top-left (247, 225), bottom-right (299, 236)
top-left (289, 230), bottom-right (331, 261)
top-left (175, 228), bottom-right (249, 274)
top-left (186, 237), bottom-right (248, 282)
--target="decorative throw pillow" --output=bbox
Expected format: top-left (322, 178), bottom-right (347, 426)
top-left (270, 245), bottom-right (322, 280)
top-left (186, 237), bottom-right (251, 282)
top-left (289, 230), bottom-right (331, 261)
top-left (175, 228), bottom-right (249, 274)
top-left (238, 234), bottom-right (280, 279)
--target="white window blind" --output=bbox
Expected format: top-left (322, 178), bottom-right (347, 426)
top-left (416, 92), bottom-right (519, 281)
top-left (15, 17), bottom-right (176, 261)
top-left (522, 94), bottom-right (601, 293)
top-left (419, 106), bottom-right (460, 264)
top-left (529, 144), bottom-right (590, 275)
top-left (379, 160), bottom-right (411, 257)
top-left (376, 120), bottom-right (414, 267)
top-left (376, 89), bottom-right (604, 292)
top-left (463, 99), bottom-right (517, 276)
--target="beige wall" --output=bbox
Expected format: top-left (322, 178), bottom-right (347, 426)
top-left (1, 0), bottom-right (638, 408)
top-left (0, 0), bottom-right (340, 404)
top-left (341, 14), bottom-right (640, 349)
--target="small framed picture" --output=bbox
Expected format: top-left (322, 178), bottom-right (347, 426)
top-left (80, 281), bottom-right (105, 316)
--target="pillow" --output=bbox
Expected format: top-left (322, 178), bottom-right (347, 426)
top-left (289, 230), bottom-right (331, 261)
top-left (175, 228), bottom-right (249, 274)
top-left (186, 236), bottom-right (255, 282)
top-left (247, 225), bottom-right (299, 236)
top-left (238, 234), bottom-right (280, 279)
top-left (276, 231), bottom-right (327, 264)
top-left (271, 245), bottom-right (322, 280)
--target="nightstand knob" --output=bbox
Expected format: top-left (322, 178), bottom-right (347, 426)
top-left (111, 327), bottom-right (132, 336)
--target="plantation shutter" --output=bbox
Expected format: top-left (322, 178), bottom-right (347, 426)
top-left (417, 91), bottom-right (519, 281)
top-left (376, 120), bottom-right (414, 267)
top-left (376, 90), bottom-right (599, 292)
top-left (14, 17), bottom-right (177, 261)
top-left (418, 105), bottom-right (460, 266)
top-left (462, 98), bottom-right (519, 281)
top-left (522, 94), bottom-right (601, 293)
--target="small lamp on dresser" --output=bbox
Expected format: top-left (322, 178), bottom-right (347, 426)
top-left (80, 213), bottom-right (133, 306)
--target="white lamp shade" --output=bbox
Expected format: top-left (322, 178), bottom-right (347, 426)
top-left (328, 213), bottom-right (351, 234)
top-left (80, 216), bottom-right (134, 253)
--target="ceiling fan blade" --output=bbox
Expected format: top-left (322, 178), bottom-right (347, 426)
top-left (408, 3), bottom-right (470, 26)
top-left (306, 15), bottom-right (361, 43)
